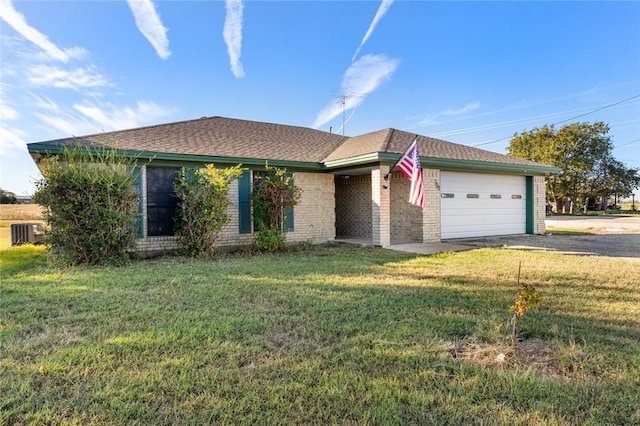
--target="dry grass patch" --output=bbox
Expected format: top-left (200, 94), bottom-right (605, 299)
top-left (0, 204), bottom-right (44, 220)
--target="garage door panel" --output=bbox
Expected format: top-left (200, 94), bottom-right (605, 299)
top-left (441, 172), bottom-right (526, 239)
top-left (442, 212), bottom-right (524, 225)
top-left (442, 224), bottom-right (524, 239)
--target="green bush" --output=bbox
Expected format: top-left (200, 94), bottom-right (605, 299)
top-left (32, 145), bottom-right (139, 266)
top-left (252, 164), bottom-right (301, 252)
top-left (174, 164), bottom-right (244, 258)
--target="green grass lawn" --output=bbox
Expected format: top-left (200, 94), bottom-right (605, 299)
top-left (1, 244), bottom-right (639, 425)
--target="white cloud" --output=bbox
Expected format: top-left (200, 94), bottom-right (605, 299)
top-left (0, 123), bottom-right (28, 155)
top-left (223, 0), bottom-right (245, 78)
top-left (126, 0), bottom-right (171, 60)
top-left (0, 0), bottom-right (78, 62)
top-left (28, 97), bottom-right (176, 138)
top-left (0, 87), bottom-right (18, 121)
top-left (0, 87), bottom-right (27, 155)
top-left (27, 65), bottom-right (110, 90)
top-left (74, 100), bottom-right (176, 132)
top-left (419, 101), bottom-right (481, 126)
top-left (35, 112), bottom-right (88, 137)
top-left (352, 0), bottom-right (394, 62)
top-left (313, 54), bottom-right (399, 130)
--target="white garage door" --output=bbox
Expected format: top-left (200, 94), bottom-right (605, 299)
top-left (441, 172), bottom-right (526, 239)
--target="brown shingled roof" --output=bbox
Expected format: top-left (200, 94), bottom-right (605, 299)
top-left (324, 128), bottom-right (547, 168)
top-left (29, 116), bottom-right (348, 163)
top-left (28, 115), bottom-right (551, 169)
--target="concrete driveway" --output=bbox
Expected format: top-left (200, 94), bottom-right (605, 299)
top-left (451, 215), bottom-right (640, 261)
top-left (387, 215), bottom-right (640, 261)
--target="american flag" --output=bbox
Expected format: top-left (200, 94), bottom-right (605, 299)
top-left (396, 138), bottom-right (425, 208)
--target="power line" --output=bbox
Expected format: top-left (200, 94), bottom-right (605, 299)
top-left (472, 94), bottom-right (640, 148)
top-left (616, 138), bottom-right (640, 148)
top-left (553, 94), bottom-right (640, 125)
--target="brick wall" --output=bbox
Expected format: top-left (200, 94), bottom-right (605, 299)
top-left (216, 178), bottom-right (255, 248)
top-left (422, 168), bottom-right (441, 242)
top-left (389, 172), bottom-right (423, 242)
top-left (335, 175), bottom-right (372, 238)
top-left (533, 175), bottom-right (546, 234)
top-left (286, 172), bottom-right (336, 244)
top-left (371, 166), bottom-right (390, 247)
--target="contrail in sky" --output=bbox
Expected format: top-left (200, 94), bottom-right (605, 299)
top-left (126, 0), bottom-right (171, 59)
top-left (352, 0), bottom-right (394, 62)
top-left (313, 54), bottom-right (399, 130)
top-left (0, 0), bottom-right (72, 62)
top-left (223, 0), bottom-right (245, 78)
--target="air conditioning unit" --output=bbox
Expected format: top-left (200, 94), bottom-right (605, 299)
top-left (10, 223), bottom-right (45, 246)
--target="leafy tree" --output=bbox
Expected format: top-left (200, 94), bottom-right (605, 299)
top-left (586, 156), bottom-right (640, 212)
top-left (174, 164), bottom-right (245, 258)
top-left (0, 188), bottom-right (17, 204)
top-left (508, 121), bottom-right (638, 213)
top-left (252, 164), bottom-right (301, 252)
top-left (32, 145), bottom-right (139, 266)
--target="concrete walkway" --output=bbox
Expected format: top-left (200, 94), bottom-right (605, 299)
top-left (334, 237), bottom-right (475, 255)
top-left (335, 215), bottom-right (640, 259)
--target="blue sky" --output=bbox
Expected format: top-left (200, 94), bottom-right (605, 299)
top-left (1, 0), bottom-right (639, 197)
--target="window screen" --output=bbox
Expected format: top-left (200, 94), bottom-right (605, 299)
top-left (146, 167), bottom-right (180, 236)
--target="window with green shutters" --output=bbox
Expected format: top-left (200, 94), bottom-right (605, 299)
top-left (238, 170), bottom-right (294, 234)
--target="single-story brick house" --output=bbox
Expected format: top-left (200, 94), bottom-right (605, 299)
top-left (27, 116), bottom-right (560, 255)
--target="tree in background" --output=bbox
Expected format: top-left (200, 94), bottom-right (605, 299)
top-left (0, 188), bottom-right (17, 204)
top-left (508, 121), bottom-right (639, 213)
top-left (174, 164), bottom-right (245, 258)
top-left (33, 146), bottom-right (139, 265)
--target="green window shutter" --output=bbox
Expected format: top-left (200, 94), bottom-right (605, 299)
top-left (526, 176), bottom-right (534, 234)
top-left (183, 167), bottom-right (197, 184)
top-left (133, 165), bottom-right (144, 238)
top-left (239, 170), bottom-right (252, 234)
top-left (284, 206), bottom-right (294, 231)
top-left (284, 172), bottom-right (294, 231)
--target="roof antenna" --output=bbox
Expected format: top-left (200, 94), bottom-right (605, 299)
top-left (338, 93), bottom-right (353, 136)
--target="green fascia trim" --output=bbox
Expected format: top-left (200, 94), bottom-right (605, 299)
top-left (323, 152), bottom-right (398, 169)
top-left (421, 158), bottom-right (560, 176)
top-left (27, 144), bottom-right (325, 171)
top-left (324, 152), bottom-right (560, 176)
top-left (28, 143), bottom-right (561, 176)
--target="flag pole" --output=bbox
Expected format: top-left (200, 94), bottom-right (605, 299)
top-left (384, 135), bottom-right (418, 182)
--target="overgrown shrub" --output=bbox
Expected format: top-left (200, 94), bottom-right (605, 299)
top-left (174, 164), bottom-right (244, 258)
top-left (252, 164), bottom-right (301, 252)
top-left (32, 145), bottom-right (139, 266)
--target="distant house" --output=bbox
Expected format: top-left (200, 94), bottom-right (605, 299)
top-left (27, 116), bottom-right (560, 255)
top-left (15, 195), bottom-right (33, 204)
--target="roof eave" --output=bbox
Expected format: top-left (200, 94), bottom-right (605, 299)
top-left (422, 158), bottom-right (561, 176)
top-left (323, 150), bottom-right (561, 175)
top-left (28, 143), bottom-right (562, 176)
top-left (27, 144), bottom-right (326, 171)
